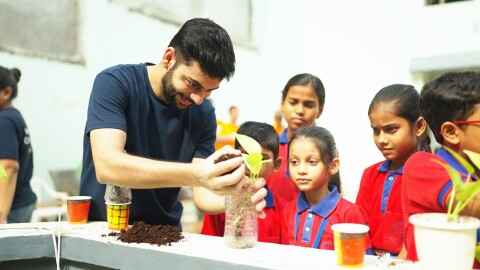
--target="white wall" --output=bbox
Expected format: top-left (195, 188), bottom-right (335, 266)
top-left (2, 0), bottom-right (479, 201)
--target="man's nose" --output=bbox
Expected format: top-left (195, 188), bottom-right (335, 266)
top-left (190, 91), bottom-right (205, 105)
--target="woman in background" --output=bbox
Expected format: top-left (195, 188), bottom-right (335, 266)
top-left (0, 66), bottom-right (36, 223)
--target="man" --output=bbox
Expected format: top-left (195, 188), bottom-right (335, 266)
top-left (80, 18), bottom-right (266, 227)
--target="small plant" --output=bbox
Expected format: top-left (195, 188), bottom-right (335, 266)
top-left (231, 134), bottom-right (271, 225)
top-left (0, 163), bottom-right (7, 183)
top-left (223, 134), bottom-right (271, 248)
top-left (432, 146), bottom-right (480, 260)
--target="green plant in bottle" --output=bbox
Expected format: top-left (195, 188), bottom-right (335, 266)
top-left (224, 134), bottom-right (271, 249)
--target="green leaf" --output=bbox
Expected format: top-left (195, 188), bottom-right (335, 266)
top-left (245, 153), bottom-right (263, 175)
top-left (432, 159), bottom-right (463, 191)
top-left (0, 164), bottom-right (7, 183)
top-left (456, 181), bottom-right (480, 202)
top-left (476, 244), bottom-right (480, 262)
top-left (235, 134), bottom-right (262, 154)
top-left (443, 146), bottom-right (475, 175)
top-left (464, 150), bottom-right (480, 170)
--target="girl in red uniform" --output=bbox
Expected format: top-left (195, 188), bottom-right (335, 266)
top-left (355, 84), bottom-right (429, 257)
top-left (267, 73), bottom-right (325, 203)
top-left (281, 126), bottom-right (372, 253)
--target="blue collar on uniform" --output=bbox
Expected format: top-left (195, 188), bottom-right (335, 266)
top-left (279, 128), bottom-right (289, 144)
top-left (437, 148), bottom-right (470, 175)
top-left (265, 184), bottom-right (275, 209)
top-left (296, 185), bottom-right (341, 218)
top-left (378, 160), bottom-right (404, 173)
top-left (436, 147), bottom-right (477, 208)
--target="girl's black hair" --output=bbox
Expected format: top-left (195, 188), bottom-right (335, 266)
top-left (368, 84), bottom-right (431, 152)
top-left (281, 73), bottom-right (325, 108)
top-left (0, 66), bottom-right (21, 99)
top-left (288, 126), bottom-right (341, 193)
top-left (420, 71), bottom-right (480, 144)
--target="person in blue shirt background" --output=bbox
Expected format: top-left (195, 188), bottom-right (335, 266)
top-left (0, 66), bottom-right (37, 224)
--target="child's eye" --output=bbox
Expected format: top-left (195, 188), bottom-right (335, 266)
top-left (308, 160), bottom-right (319, 165)
top-left (290, 160), bottom-right (299, 166)
top-left (372, 127), bottom-right (380, 134)
top-left (386, 127), bottom-right (398, 133)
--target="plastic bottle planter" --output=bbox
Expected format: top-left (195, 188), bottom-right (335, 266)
top-left (224, 190), bottom-right (258, 249)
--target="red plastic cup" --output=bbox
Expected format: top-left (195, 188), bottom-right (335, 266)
top-left (331, 223), bottom-right (369, 268)
top-left (66, 196), bottom-right (91, 224)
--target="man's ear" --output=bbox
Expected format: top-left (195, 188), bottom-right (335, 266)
top-left (273, 157), bottom-right (282, 172)
top-left (329, 158), bottom-right (340, 175)
top-left (441, 122), bottom-right (460, 145)
top-left (162, 47), bottom-right (176, 69)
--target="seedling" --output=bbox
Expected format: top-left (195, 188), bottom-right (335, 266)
top-left (230, 134), bottom-right (271, 226)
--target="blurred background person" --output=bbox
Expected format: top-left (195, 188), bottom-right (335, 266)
top-left (273, 110), bottom-right (285, 135)
top-left (215, 105), bottom-right (239, 150)
top-left (0, 66), bottom-right (36, 224)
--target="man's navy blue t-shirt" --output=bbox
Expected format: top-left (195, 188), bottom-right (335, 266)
top-left (0, 108), bottom-right (36, 210)
top-left (79, 63), bottom-right (216, 226)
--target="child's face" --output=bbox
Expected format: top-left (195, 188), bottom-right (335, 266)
top-left (369, 104), bottom-right (419, 169)
top-left (239, 147), bottom-right (278, 179)
top-left (457, 104), bottom-right (480, 156)
top-left (288, 138), bottom-right (331, 192)
top-left (280, 85), bottom-right (322, 133)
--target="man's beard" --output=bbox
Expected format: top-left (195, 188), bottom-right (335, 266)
top-left (161, 64), bottom-right (192, 111)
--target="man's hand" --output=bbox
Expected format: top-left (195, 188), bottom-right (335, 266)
top-left (196, 146), bottom-right (246, 196)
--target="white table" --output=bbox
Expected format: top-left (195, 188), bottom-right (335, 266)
top-left (0, 222), bottom-right (420, 270)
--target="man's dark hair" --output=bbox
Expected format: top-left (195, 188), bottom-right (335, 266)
top-left (169, 18), bottom-right (235, 80)
top-left (235, 121), bottom-right (279, 160)
top-left (420, 71), bottom-right (480, 144)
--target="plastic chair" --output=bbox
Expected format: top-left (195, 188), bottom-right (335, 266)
top-left (30, 176), bottom-right (68, 222)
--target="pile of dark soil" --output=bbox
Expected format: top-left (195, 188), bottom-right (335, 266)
top-left (114, 221), bottom-right (184, 246)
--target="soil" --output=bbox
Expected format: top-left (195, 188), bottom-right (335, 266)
top-left (215, 153), bottom-right (242, 175)
top-left (104, 184), bottom-right (131, 204)
top-left (105, 221), bottom-right (184, 246)
top-left (214, 153), bottom-right (241, 164)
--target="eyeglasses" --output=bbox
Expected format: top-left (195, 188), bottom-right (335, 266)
top-left (452, 120), bottom-right (480, 125)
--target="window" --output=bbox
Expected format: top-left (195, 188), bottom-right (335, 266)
top-left (0, 0), bottom-right (83, 64)
top-left (111, 0), bottom-right (255, 48)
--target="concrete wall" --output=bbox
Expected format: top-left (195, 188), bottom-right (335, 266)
top-left (1, 0), bottom-right (479, 201)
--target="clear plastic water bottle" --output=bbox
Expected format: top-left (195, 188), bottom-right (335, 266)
top-left (224, 189), bottom-right (258, 249)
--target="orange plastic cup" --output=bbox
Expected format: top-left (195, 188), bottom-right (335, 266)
top-left (331, 223), bottom-right (369, 268)
top-left (66, 196), bottom-right (91, 224)
top-left (106, 202), bottom-right (130, 230)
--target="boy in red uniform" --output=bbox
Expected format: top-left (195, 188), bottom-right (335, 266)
top-left (402, 71), bottom-right (480, 266)
top-left (356, 84), bottom-right (429, 257)
top-left (199, 121), bottom-right (285, 243)
top-left (281, 126), bottom-right (372, 253)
